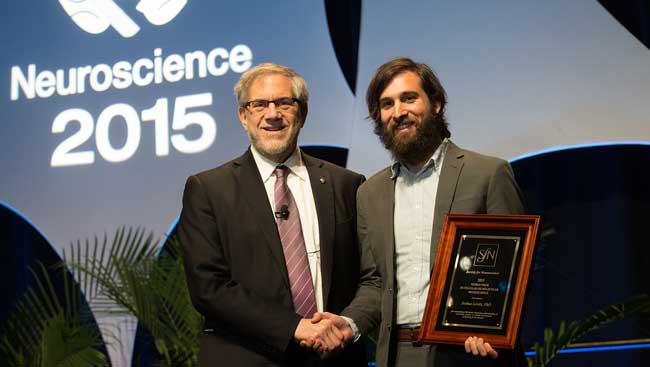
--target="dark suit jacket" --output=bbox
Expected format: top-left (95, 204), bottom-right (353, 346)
top-left (178, 149), bottom-right (368, 367)
top-left (349, 141), bottom-right (526, 367)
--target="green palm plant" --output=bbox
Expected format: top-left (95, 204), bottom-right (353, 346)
top-left (527, 293), bottom-right (650, 367)
top-left (0, 226), bottom-right (203, 366)
top-left (64, 227), bottom-right (203, 367)
top-left (0, 262), bottom-right (108, 367)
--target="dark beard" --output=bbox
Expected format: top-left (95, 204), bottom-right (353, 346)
top-left (374, 113), bottom-right (442, 168)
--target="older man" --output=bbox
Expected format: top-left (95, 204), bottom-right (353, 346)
top-left (178, 63), bottom-right (374, 366)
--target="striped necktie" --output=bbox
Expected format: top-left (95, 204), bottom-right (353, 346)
top-left (274, 165), bottom-right (317, 318)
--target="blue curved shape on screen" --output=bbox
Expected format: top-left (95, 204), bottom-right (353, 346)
top-left (597, 0), bottom-right (650, 51)
top-left (156, 216), bottom-right (180, 256)
top-left (0, 200), bottom-right (61, 259)
top-left (510, 141), bottom-right (650, 163)
top-left (301, 143), bottom-right (350, 150)
top-left (525, 343), bottom-right (650, 356)
top-left (0, 199), bottom-right (107, 358)
top-left (300, 144), bottom-right (350, 168)
top-left (166, 216), bottom-right (179, 238)
top-left (324, 0), bottom-right (361, 94)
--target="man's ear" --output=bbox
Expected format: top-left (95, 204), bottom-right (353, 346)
top-left (434, 102), bottom-right (441, 114)
top-left (238, 106), bottom-right (248, 131)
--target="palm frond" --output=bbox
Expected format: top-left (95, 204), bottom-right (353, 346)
top-left (40, 312), bottom-right (107, 367)
top-left (65, 227), bottom-right (202, 366)
top-left (0, 262), bottom-right (107, 367)
top-left (528, 293), bottom-right (650, 367)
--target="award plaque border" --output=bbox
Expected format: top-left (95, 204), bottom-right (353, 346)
top-left (418, 214), bottom-right (540, 349)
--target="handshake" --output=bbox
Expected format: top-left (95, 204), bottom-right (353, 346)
top-left (291, 312), bottom-right (500, 360)
top-left (293, 312), bottom-right (354, 359)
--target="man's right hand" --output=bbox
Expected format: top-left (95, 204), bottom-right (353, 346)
top-left (298, 312), bottom-right (355, 358)
top-left (310, 312), bottom-right (354, 344)
top-left (294, 318), bottom-right (345, 357)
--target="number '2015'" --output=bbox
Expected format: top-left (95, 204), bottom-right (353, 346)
top-left (50, 92), bottom-right (216, 167)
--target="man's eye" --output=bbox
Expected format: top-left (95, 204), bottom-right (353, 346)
top-left (250, 100), bottom-right (267, 109)
top-left (380, 100), bottom-right (393, 109)
top-left (402, 94), bottom-right (417, 102)
top-left (277, 98), bottom-right (294, 108)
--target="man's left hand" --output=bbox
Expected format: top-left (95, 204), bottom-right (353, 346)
top-left (464, 336), bottom-right (498, 359)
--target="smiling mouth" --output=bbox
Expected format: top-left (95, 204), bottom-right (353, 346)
top-left (394, 120), bottom-right (415, 131)
top-left (263, 125), bottom-right (287, 132)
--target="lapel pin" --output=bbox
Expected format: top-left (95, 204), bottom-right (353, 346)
top-left (319, 177), bottom-right (325, 184)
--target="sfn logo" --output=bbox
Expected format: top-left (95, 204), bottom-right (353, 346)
top-left (473, 243), bottom-right (499, 267)
top-left (59, 0), bottom-right (188, 38)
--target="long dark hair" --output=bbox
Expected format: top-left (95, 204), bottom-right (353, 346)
top-left (366, 57), bottom-right (450, 139)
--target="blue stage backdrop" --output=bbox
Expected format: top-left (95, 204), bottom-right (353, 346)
top-left (1, 0), bottom-right (356, 259)
top-left (1, 1), bottom-right (356, 365)
top-left (348, 0), bottom-right (650, 173)
top-left (1, 1), bottom-right (649, 366)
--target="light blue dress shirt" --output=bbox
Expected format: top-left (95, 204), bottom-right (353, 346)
top-left (392, 139), bottom-right (448, 325)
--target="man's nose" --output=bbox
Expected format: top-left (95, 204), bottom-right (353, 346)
top-left (394, 101), bottom-right (408, 119)
top-left (264, 102), bottom-right (282, 119)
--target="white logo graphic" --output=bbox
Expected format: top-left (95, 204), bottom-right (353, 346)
top-left (59, 0), bottom-right (188, 38)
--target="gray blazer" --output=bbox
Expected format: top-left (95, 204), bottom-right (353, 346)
top-left (345, 141), bottom-right (525, 367)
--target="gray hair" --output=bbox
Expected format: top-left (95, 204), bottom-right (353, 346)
top-left (234, 63), bottom-right (309, 107)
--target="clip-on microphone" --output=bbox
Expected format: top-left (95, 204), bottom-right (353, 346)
top-left (274, 204), bottom-right (290, 220)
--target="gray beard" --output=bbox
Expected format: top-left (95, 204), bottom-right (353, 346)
top-left (248, 132), bottom-right (299, 164)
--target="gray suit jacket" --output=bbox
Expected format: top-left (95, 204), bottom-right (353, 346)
top-left (347, 141), bottom-right (525, 367)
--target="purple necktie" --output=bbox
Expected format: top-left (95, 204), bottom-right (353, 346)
top-left (274, 165), bottom-right (317, 318)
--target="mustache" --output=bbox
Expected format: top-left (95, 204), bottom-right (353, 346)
top-left (373, 113), bottom-right (442, 165)
top-left (390, 118), bottom-right (415, 131)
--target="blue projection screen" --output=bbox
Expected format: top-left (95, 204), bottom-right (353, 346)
top-left (1, 1), bottom-right (354, 365)
top-left (1, 0), bottom-right (355, 254)
top-left (348, 0), bottom-right (650, 174)
top-left (2, 0), bottom-right (649, 366)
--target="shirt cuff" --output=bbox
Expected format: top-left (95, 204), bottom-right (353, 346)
top-left (341, 316), bottom-right (361, 342)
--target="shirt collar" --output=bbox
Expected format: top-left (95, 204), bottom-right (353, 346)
top-left (390, 138), bottom-right (449, 179)
top-left (250, 145), bottom-right (308, 183)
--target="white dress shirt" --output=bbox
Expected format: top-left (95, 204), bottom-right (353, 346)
top-left (250, 145), bottom-right (323, 313)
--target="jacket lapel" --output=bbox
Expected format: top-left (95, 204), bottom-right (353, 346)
top-left (303, 154), bottom-right (335, 308)
top-left (379, 168), bottom-right (396, 288)
top-left (234, 149), bottom-right (290, 286)
top-left (431, 142), bottom-right (465, 268)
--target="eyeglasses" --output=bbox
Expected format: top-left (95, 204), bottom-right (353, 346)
top-left (244, 97), bottom-right (300, 113)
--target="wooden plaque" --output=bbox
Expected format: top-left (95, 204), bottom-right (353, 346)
top-left (418, 214), bottom-right (540, 349)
